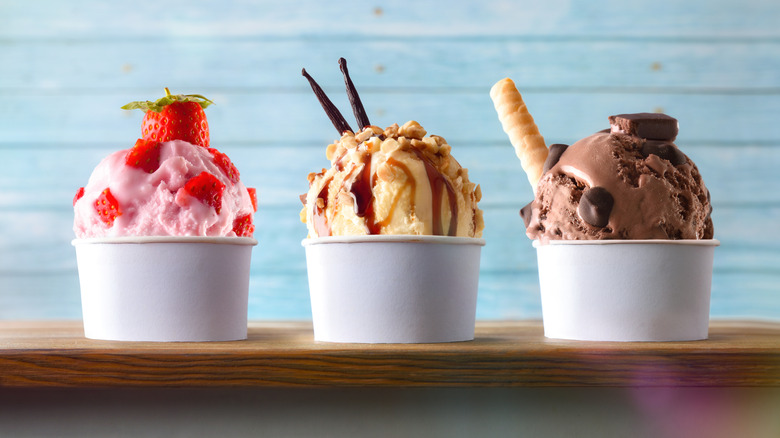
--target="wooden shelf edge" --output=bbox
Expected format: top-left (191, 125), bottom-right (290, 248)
top-left (1, 320), bottom-right (778, 388)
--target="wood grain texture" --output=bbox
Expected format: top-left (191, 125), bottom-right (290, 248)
top-left (4, 40), bottom-right (780, 91)
top-left (0, 0), bottom-right (778, 321)
top-left (4, 93), bottom-right (780, 144)
top-left (2, 0), bottom-right (779, 38)
top-left (0, 320), bottom-right (777, 388)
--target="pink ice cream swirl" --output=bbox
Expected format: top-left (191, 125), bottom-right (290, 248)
top-left (73, 140), bottom-right (256, 238)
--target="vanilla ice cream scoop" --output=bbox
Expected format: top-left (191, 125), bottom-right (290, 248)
top-left (301, 121), bottom-right (483, 237)
top-left (300, 59), bottom-right (483, 238)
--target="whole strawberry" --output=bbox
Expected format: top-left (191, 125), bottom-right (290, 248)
top-left (122, 88), bottom-right (213, 147)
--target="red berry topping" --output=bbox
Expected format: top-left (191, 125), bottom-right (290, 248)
top-left (209, 148), bottom-right (240, 184)
top-left (122, 88), bottom-right (213, 148)
top-left (73, 187), bottom-right (85, 206)
top-left (126, 138), bottom-right (162, 173)
top-left (95, 188), bottom-right (122, 226)
top-left (247, 187), bottom-right (257, 212)
top-left (184, 172), bottom-right (225, 213)
top-left (232, 213), bottom-right (255, 237)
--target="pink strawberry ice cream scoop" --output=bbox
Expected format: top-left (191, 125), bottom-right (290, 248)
top-left (73, 139), bottom-right (256, 238)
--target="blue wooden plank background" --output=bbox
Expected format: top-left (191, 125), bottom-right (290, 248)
top-left (0, 0), bottom-right (778, 320)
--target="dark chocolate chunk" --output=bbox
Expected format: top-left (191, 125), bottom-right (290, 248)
top-left (578, 187), bottom-right (614, 228)
top-left (542, 144), bottom-right (568, 174)
top-left (641, 141), bottom-right (687, 165)
top-left (520, 201), bottom-right (534, 228)
top-left (608, 113), bottom-right (678, 141)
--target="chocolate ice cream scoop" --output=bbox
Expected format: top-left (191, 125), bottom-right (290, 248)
top-left (526, 113), bottom-right (713, 242)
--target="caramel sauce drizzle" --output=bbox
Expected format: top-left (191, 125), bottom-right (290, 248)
top-left (311, 138), bottom-right (459, 237)
top-left (377, 157), bottom-right (416, 229)
top-left (411, 148), bottom-right (458, 236)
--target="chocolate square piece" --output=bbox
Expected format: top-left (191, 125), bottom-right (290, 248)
top-left (608, 113), bottom-right (678, 141)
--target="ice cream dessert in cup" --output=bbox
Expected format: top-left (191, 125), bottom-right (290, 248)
top-left (490, 78), bottom-right (718, 341)
top-left (300, 59), bottom-right (485, 343)
top-left (72, 89), bottom-right (257, 342)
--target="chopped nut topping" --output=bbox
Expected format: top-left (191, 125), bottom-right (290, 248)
top-left (399, 120), bottom-right (426, 140)
top-left (376, 162), bottom-right (396, 182)
top-left (325, 143), bottom-right (338, 161)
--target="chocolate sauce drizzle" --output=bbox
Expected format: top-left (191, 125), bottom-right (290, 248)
top-left (312, 176), bottom-right (333, 237)
top-left (301, 68), bottom-right (353, 134)
top-left (312, 147), bottom-right (459, 237)
top-left (350, 153), bottom-right (375, 218)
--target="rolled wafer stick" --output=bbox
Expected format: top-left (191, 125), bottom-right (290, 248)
top-left (489, 78), bottom-right (548, 189)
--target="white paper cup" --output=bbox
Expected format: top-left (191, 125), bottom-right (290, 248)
top-left (73, 236), bottom-right (257, 342)
top-left (534, 239), bottom-right (719, 342)
top-left (302, 235), bottom-right (485, 343)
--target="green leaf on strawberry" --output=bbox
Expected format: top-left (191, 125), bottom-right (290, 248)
top-left (121, 88), bottom-right (213, 112)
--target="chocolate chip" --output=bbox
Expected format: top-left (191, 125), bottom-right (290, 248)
top-left (542, 144), bottom-right (568, 174)
top-left (641, 141), bottom-right (687, 165)
top-left (520, 201), bottom-right (534, 228)
top-left (608, 113), bottom-right (678, 141)
top-left (578, 187), bottom-right (614, 228)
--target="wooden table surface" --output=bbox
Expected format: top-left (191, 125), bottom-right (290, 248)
top-left (1, 320), bottom-right (778, 388)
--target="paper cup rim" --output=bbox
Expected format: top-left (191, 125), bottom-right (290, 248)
top-left (302, 235), bottom-right (486, 247)
top-left (72, 236), bottom-right (258, 246)
top-left (533, 239), bottom-right (720, 248)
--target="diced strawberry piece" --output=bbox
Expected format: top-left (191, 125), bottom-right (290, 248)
top-left (126, 138), bottom-right (162, 173)
top-left (95, 188), bottom-right (122, 226)
top-left (247, 187), bottom-right (257, 212)
top-left (232, 213), bottom-right (254, 237)
top-left (73, 187), bottom-right (85, 206)
top-left (184, 172), bottom-right (225, 213)
top-left (209, 148), bottom-right (240, 184)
